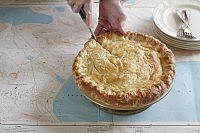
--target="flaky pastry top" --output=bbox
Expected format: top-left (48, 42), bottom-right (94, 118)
top-left (73, 32), bottom-right (175, 109)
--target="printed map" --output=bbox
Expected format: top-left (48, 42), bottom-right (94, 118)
top-left (0, 0), bottom-right (200, 132)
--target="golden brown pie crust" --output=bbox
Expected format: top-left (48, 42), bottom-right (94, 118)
top-left (72, 32), bottom-right (175, 110)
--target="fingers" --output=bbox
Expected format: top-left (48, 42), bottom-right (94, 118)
top-left (110, 14), bottom-right (126, 35)
top-left (115, 17), bottom-right (126, 35)
top-left (95, 17), bottom-right (126, 36)
top-left (94, 18), bottom-right (111, 36)
top-left (72, 1), bottom-right (83, 13)
top-left (67, 0), bottom-right (74, 6)
top-left (67, 0), bottom-right (92, 27)
top-left (94, 24), bottom-right (109, 36)
top-left (66, 0), bottom-right (84, 13)
top-left (116, 25), bottom-right (126, 35)
top-left (95, 23), bottom-right (125, 36)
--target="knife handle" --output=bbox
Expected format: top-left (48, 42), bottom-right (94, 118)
top-left (78, 5), bottom-right (97, 41)
top-left (79, 5), bottom-right (86, 22)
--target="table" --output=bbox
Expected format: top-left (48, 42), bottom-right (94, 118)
top-left (0, 0), bottom-right (200, 132)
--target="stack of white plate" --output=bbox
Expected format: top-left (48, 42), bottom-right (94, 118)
top-left (153, 0), bottom-right (200, 50)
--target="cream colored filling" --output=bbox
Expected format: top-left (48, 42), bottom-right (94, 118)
top-left (79, 37), bottom-right (163, 93)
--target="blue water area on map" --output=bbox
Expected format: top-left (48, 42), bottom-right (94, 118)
top-left (0, 7), bottom-right (53, 25)
top-left (128, 0), bottom-right (136, 3)
top-left (56, 75), bottom-right (66, 84)
top-left (53, 76), bottom-right (99, 122)
top-left (55, 7), bottom-right (65, 12)
top-left (53, 61), bottom-right (200, 122)
top-left (25, 55), bottom-right (34, 61)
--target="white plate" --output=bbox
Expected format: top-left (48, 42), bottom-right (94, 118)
top-left (154, 27), bottom-right (200, 50)
top-left (153, 22), bottom-right (200, 45)
top-left (153, 24), bottom-right (200, 46)
top-left (153, 0), bottom-right (200, 42)
top-left (154, 32), bottom-right (200, 50)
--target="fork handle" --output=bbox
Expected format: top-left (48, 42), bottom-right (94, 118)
top-left (176, 10), bottom-right (187, 25)
top-left (183, 10), bottom-right (191, 25)
top-left (176, 10), bottom-right (190, 28)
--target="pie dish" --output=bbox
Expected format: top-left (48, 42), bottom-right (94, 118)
top-left (72, 32), bottom-right (175, 111)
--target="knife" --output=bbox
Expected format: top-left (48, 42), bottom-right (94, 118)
top-left (79, 6), bottom-right (97, 41)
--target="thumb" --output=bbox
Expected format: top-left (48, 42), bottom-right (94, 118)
top-left (118, 25), bottom-right (126, 35)
top-left (117, 18), bottom-right (126, 35)
top-left (84, 0), bottom-right (92, 27)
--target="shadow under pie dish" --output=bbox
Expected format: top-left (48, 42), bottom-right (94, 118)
top-left (72, 32), bottom-right (175, 114)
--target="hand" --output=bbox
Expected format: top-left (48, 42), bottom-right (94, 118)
top-left (95, 0), bottom-right (126, 35)
top-left (67, 0), bottom-right (92, 27)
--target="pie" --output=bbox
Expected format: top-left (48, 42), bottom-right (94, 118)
top-left (72, 32), bottom-right (175, 110)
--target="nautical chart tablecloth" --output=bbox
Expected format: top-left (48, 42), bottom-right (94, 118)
top-left (0, 0), bottom-right (200, 132)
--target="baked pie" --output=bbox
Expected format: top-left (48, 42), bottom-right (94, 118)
top-left (72, 32), bottom-right (175, 110)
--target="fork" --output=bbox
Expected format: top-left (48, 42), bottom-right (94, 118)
top-left (176, 10), bottom-right (196, 39)
top-left (182, 10), bottom-right (197, 39)
top-left (176, 10), bottom-right (187, 38)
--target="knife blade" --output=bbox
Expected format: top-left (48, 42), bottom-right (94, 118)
top-left (79, 6), bottom-right (97, 41)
